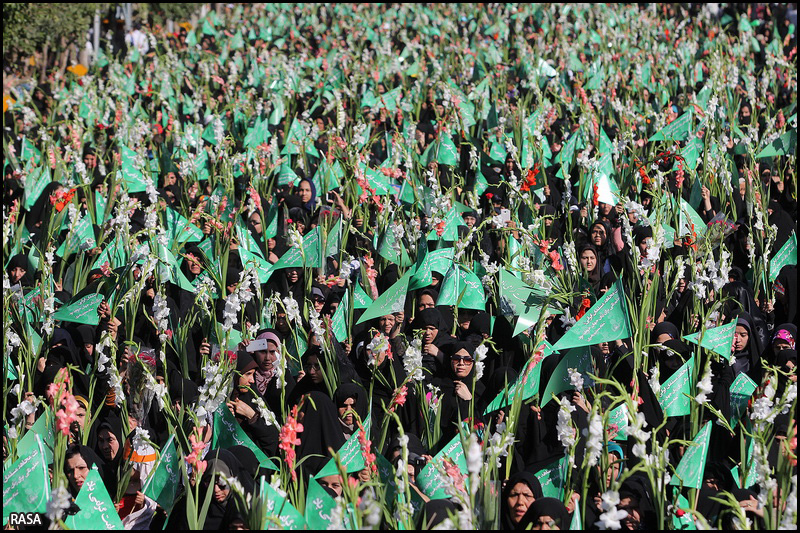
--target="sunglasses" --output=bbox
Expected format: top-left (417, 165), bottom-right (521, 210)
top-left (452, 355), bottom-right (474, 363)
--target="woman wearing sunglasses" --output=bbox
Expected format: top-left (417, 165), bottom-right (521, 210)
top-left (434, 342), bottom-right (486, 443)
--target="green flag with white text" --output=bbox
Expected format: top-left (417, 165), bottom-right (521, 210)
top-left (2, 435), bottom-right (50, 522)
top-left (657, 356), bottom-right (694, 417)
top-left (142, 436), bottom-right (181, 512)
top-left (65, 467), bottom-right (124, 530)
top-left (550, 279), bottom-right (632, 351)
top-left (682, 321), bottom-right (736, 360)
top-left (769, 232), bottom-right (796, 282)
top-left (670, 421), bottom-right (712, 489)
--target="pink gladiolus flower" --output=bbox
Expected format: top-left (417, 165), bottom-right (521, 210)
top-left (279, 405), bottom-right (304, 482)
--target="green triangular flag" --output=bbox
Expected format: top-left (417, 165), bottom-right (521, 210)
top-left (498, 268), bottom-right (562, 337)
top-left (52, 292), bottom-right (105, 326)
top-left (56, 214), bottom-right (96, 257)
top-left (648, 111), bottom-right (693, 142)
top-left (20, 137), bottom-right (41, 166)
top-left (331, 290), bottom-right (349, 343)
top-left (551, 279), bottom-right (632, 351)
top-left (202, 120), bottom-right (220, 146)
top-left (277, 163), bottom-right (299, 187)
top-left (436, 133), bottom-right (459, 166)
top-left (65, 467), bottom-right (124, 530)
top-left (729, 373), bottom-right (758, 429)
top-left (244, 116), bottom-right (271, 148)
top-left (142, 436), bottom-right (181, 512)
top-left (437, 264), bottom-right (486, 310)
top-left (535, 455), bottom-right (568, 499)
top-left (409, 246), bottom-right (454, 291)
top-left (682, 321), bottom-right (736, 360)
top-left (14, 408), bottom-right (54, 464)
top-left (607, 403), bottom-right (629, 441)
top-left (357, 269), bottom-right (412, 325)
top-left (201, 18), bottom-right (217, 36)
top-left (375, 220), bottom-right (412, 267)
top-left (238, 245), bottom-right (274, 285)
top-left (119, 146), bottom-right (150, 193)
top-left (672, 494), bottom-right (697, 530)
top-left (678, 197), bottom-right (707, 237)
top-left (416, 434), bottom-right (468, 500)
top-left (555, 130), bottom-right (581, 178)
top-left (315, 414), bottom-right (372, 478)
top-left (482, 341), bottom-right (554, 414)
top-left (304, 477), bottom-right (340, 530)
top-left (3, 435), bottom-right (50, 521)
top-left (657, 356), bottom-right (694, 417)
top-left (165, 207), bottom-right (205, 244)
top-left (211, 406), bottom-right (279, 471)
top-left (540, 346), bottom-right (595, 406)
top-left (353, 282), bottom-right (373, 310)
top-left (769, 232), bottom-right (797, 282)
top-left (670, 421), bottom-right (712, 489)
top-left (259, 478), bottom-right (306, 530)
top-left (756, 129), bottom-right (796, 158)
top-left (24, 165), bottom-right (52, 210)
top-left (94, 190), bottom-right (107, 225)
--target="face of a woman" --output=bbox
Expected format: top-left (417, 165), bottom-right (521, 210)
top-left (318, 474), bottom-right (343, 497)
top-left (239, 368), bottom-right (256, 388)
top-left (249, 213), bottom-right (263, 235)
top-left (423, 325), bottom-right (438, 345)
top-left (66, 454), bottom-right (90, 493)
top-left (186, 253), bottom-right (203, 275)
top-left (285, 268), bottom-right (300, 284)
top-left (75, 405), bottom-right (87, 429)
top-left (338, 397), bottom-right (356, 426)
top-left (531, 515), bottom-right (559, 530)
top-left (580, 250), bottom-right (597, 273)
top-left (591, 225), bottom-right (607, 246)
top-left (507, 482), bottom-right (535, 525)
top-left (418, 294), bottom-right (435, 311)
top-left (298, 181), bottom-right (313, 204)
top-left (451, 349), bottom-right (474, 379)
top-left (10, 266), bottom-right (26, 284)
top-left (255, 341), bottom-right (279, 372)
top-left (733, 326), bottom-right (749, 352)
top-left (97, 429), bottom-right (120, 462)
top-left (306, 355), bottom-right (323, 384)
top-left (213, 479), bottom-right (230, 503)
top-left (378, 315), bottom-right (395, 335)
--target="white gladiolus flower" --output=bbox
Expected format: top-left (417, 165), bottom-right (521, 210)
top-left (46, 484), bottom-right (72, 522)
top-left (283, 296), bottom-right (301, 324)
top-left (556, 397), bottom-right (577, 450)
top-left (595, 490), bottom-right (628, 530)
top-left (568, 368), bottom-right (584, 389)
top-left (403, 338), bottom-right (425, 382)
top-left (474, 344), bottom-right (488, 380)
top-left (585, 411), bottom-right (604, 467)
top-left (695, 365), bottom-right (714, 405)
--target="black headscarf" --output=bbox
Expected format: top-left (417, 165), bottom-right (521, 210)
top-left (516, 497), bottom-right (570, 530)
top-left (25, 181), bottom-right (62, 233)
top-left (501, 471), bottom-right (544, 529)
top-left (418, 499), bottom-right (458, 529)
top-left (731, 315), bottom-right (763, 383)
top-left (773, 265), bottom-right (797, 325)
top-left (333, 382), bottom-right (369, 436)
top-left (200, 448), bottom-right (255, 530)
top-left (295, 391), bottom-right (347, 476)
top-left (6, 253), bottom-right (34, 287)
top-left (64, 444), bottom-right (107, 496)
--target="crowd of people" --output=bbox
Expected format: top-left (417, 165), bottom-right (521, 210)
top-left (2, 3), bottom-right (797, 530)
